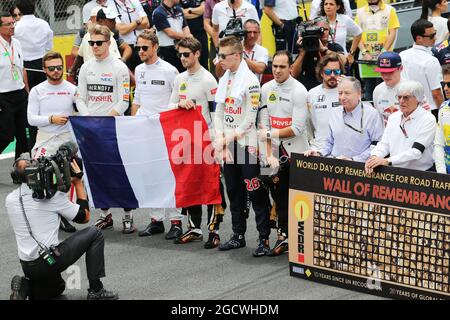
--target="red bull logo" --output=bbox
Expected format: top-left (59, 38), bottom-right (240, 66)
top-left (379, 58), bottom-right (391, 67)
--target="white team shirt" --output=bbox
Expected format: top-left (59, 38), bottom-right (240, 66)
top-left (261, 76), bottom-right (310, 156)
top-left (244, 43), bottom-right (269, 82)
top-left (307, 84), bottom-right (340, 149)
top-left (83, 0), bottom-right (110, 23)
top-left (108, 0), bottom-right (148, 45)
top-left (14, 15), bottom-right (53, 61)
top-left (76, 55), bottom-right (130, 116)
top-left (371, 107), bottom-right (436, 171)
top-left (134, 58), bottom-right (179, 115)
top-left (0, 36), bottom-right (25, 92)
top-left (373, 81), bottom-right (399, 126)
top-left (27, 80), bottom-right (78, 134)
top-left (6, 185), bottom-right (79, 261)
top-left (429, 16), bottom-right (449, 44)
top-left (264, 0), bottom-right (298, 21)
top-left (169, 66), bottom-right (218, 128)
top-left (212, 1), bottom-right (260, 33)
top-left (400, 44), bottom-right (443, 110)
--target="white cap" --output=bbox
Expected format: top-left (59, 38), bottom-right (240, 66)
top-left (90, 6), bottom-right (102, 18)
top-left (99, 7), bottom-right (121, 20)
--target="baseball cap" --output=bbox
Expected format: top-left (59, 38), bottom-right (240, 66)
top-left (97, 7), bottom-right (121, 20)
top-left (90, 6), bottom-right (103, 18)
top-left (374, 52), bottom-right (402, 73)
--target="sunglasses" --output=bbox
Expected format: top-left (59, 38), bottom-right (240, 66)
top-left (88, 40), bottom-right (107, 47)
top-left (218, 52), bottom-right (239, 60)
top-left (422, 32), bottom-right (436, 39)
top-left (177, 51), bottom-right (192, 58)
top-left (135, 45), bottom-right (150, 52)
top-left (46, 65), bottom-right (63, 72)
top-left (441, 81), bottom-right (450, 87)
top-left (324, 68), bottom-right (342, 76)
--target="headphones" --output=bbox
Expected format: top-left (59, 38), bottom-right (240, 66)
top-left (10, 153), bottom-right (32, 184)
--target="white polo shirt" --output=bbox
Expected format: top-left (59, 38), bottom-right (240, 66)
top-left (243, 43), bottom-right (268, 81)
top-left (373, 81), bottom-right (399, 126)
top-left (371, 107), bottom-right (436, 171)
top-left (134, 58), bottom-right (179, 115)
top-left (6, 185), bottom-right (79, 262)
top-left (212, 1), bottom-right (260, 33)
top-left (0, 36), bottom-right (25, 93)
top-left (400, 44), bottom-right (443, 110)
top-left (263, 0), bottom-right (298, 21)
top-left (108, 0), bottom-right (147, 45)
top-left (14, 15), bottom-right (53, 61)
top-left (27, 80), bottom-right (78, 134)
top-left (307, 84), bottom-right (340, 149)
top-left (83, 0), bottom-right (110, 23)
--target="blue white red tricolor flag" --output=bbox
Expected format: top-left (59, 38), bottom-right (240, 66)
top-left (70, 109), bottom-right (221, 208)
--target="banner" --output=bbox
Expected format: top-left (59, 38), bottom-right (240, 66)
top-left (289, 154), bottom-right (450, 300)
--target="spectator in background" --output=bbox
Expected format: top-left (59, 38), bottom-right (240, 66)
top-left (366, 81), bottom-right (437, 173)
top-left (317, 0), bottom-right (361, 65)
top-left (421, 0), bottom-right (449, 44)
top-left (291, 19), bottom-right (346, 90)
top-left (304, 77), bottom-right (383, 162)
top-left (14, 0), bottom-right (53, 151)
top-left (355, 0), bottom-right (400, 101)
top-left (263, 0), bottom-right (299, 53)
top-left (400, 19), bottom-right (443, 119)
top-left (10, 5), bottom-right (22, 22)
top-left (152, 0), bottom-right (192, 72)
top-left (71, 6), bottom-right (101, 58)
top-left (139, 0), bottom-right (162, 25)
top-left (203, 0), bottom-right (220, 74)
top-left (111, 0), bottom-right (150, 71)
top-left (432, 17), bottom-right (450, 65)
top-left (310, 0), bottom-right (352, 19)
top-left (82, 0), bottom-right (109, 25)
top-left (434, 65), bottom-right (450, 174)
top-left (180, 0), bottom-right (209, 69)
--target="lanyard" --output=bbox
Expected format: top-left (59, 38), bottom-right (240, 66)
top-left (244, 50), bottom-right (255, 61)
top-left (0, 38), bottom-right (15, 68)
top-left (328, 19), bottom-right (338, 43)
top-left (343, 103), bottom-right (364, 134)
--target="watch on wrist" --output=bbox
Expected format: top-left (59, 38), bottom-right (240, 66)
top-left (266, 130), bottom-right (271, 139)
top-left (188, 9), bottom-right (193, 14)
top-left (135, 18), bottom-right (141, 25)
top-left (349, 49), bottom-right (355, 56)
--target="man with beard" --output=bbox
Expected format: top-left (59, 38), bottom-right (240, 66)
top-left (27, 51), bottom-right (79, 233)
top-left (307, 53), bottom-right (345, 150)
top-left (131, 30), bottom-right (185, 240)
top-left (168, 37), bottom-right (227, 248)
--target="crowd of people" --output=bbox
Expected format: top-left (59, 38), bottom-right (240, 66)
top-left (1, 0), bottom-right (449, 300)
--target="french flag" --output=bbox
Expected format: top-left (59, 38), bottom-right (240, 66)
top-left (70, 109), bottom-right (221, 209)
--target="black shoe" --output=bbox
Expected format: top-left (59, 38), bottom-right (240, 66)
top-left (218, 234), bottom-right (246, 251)
top-left (253, 239), bottom-right (270, 257)
top-left (267, 238), bottom-right (288, 256)
top-left (10, 275), bottom-right (30, 300)
top-left (174, 228), bottom-right (203, 244)
top-left (60, 216), bottom-right (76, 233)
top-left (87, 288), bottom-right (119, 300)
top-left (204, 232), bottom-right (220, 249)
top-left (165, 223), bottom-right (182, 240)
top-left (138, 221), bottom-right (164, 237)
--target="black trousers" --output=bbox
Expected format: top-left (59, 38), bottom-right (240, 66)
top-left (271, 160), bottom-right (290, 237)
top-left (24, 59), bottom-right (46, 150)
top-left (223, 143), bottom-right (271, 239)
top-left (0, 89), bottom-right (29, 159)
top-left (126, 45), bottom-right (141, 73)
top-left (159, 46), bottom-right (185, 73)
top-left (20, 226), bottom-right (106, 300)
top-left (182, 178), bottom-right (227, 231)
top-left (192, 30), bottom-right (209, 70)
top-left (273, 19), bottom-right (298, 54)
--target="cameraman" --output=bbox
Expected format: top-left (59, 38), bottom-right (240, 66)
top-left (6, 155), bottom-right (118, 300)
top-left (291, 19), bottom-right (346, 90)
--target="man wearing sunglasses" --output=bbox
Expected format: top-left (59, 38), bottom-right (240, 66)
top-left (366, 80), bottom-right (437, 173)
top-left (131, 30), bottom-right (185, 239)
top-left (258, 50), bottom-right (309, 256)
top-left (27, 51), bottom-right (80, 234)
top-left (434, 65), bottom-right (450, 174)
top-left (305, 77), bottom-right (383, 162)
top-left (76, 24), bottom-right (132, 233)
top-left (400, 19), bottom-right (444, 120)
top-left (214, 36), bottom-right (272, 257)
top-left (308, 53), bottom-right (345, 150)
top-left (168, 37), bottom-right (227, 248)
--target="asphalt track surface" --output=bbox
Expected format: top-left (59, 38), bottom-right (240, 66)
top-left (0, 157), bottom-right (384, 300)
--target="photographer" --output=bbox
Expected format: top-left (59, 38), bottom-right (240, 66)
top-left (291, 19), bottom-right (346, 90)
top-left (259, 50), bottom-right (309, 256)
top-left (6, 154), bottom-right (118, 300)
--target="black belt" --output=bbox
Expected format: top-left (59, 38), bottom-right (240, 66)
top-left (20, 258), bottom-right (42, 267)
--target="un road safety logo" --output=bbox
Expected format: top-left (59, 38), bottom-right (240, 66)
top-left (268, 92), bottom-right (277, 103)
top-left (292, 195), bottom-right (311, 222)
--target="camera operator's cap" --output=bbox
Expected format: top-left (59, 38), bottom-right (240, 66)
top-left (374, 52), bottom-right (402, 73)
top-left (97, 7), bottom-right (121, 20)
